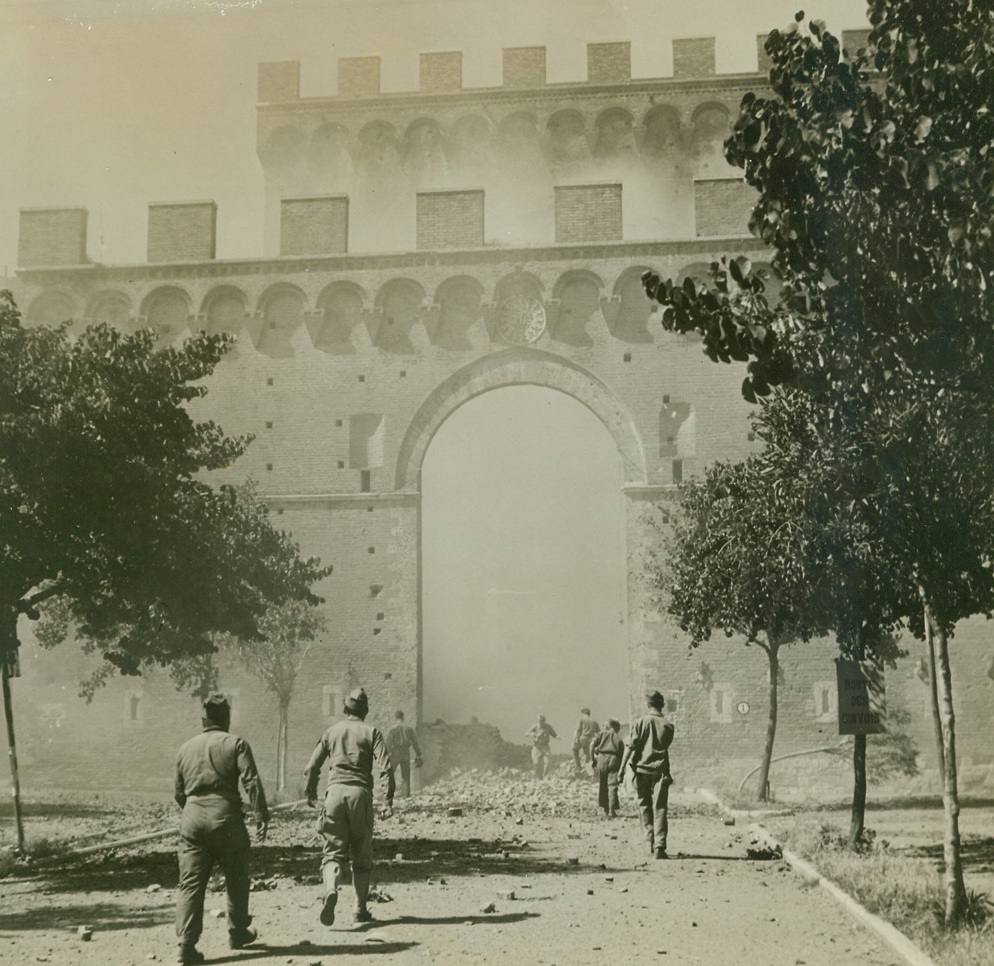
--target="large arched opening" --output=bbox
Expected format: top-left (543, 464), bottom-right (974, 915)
top-left (420, 384), bottom-right (630, 743)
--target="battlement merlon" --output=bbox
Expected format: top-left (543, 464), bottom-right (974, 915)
top-left (256, 28), bottom-right (874, 104)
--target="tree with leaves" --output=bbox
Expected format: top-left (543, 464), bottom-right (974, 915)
top-left (0, 290), bottom-right (328, 848)
top-left (663, 449), bottom-right (826, 802)
top-left (642, 3), bottom-right (994, 924)
top-left (218, 599), bottom-right (328, 793)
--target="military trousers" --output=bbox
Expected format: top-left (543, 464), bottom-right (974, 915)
top-left (176, 803), bottom-right (251, 948)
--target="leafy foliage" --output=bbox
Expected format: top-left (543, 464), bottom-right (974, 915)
top-left (0, 290), bottom-right (329, 690)
top-left (642, 1), bottom-right (994, 922)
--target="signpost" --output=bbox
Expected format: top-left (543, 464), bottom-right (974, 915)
top-left (836, 659), bottom-right (886, 735)
top-left (1, 616), bottom-right (25, 853)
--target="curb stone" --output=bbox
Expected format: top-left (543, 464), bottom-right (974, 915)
top-left (697, 789), bottom-right (937, 966)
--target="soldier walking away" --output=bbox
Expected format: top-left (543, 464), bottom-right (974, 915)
top-left (173, 694), bottom-right (269, 966)
top-left (386, 710), bottom-right (423, 797)
top-left (619, 690), bottom-right (674, 858)
top-left (525, 713), bottom-right (558, 779)
top-left (571, 707), bottom-right (600, 773)
top-left (304, 687), bottom-right (395, 927)
top-left (591, 718), bottom-right (624, 817)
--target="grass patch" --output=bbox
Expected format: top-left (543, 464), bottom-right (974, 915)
top-left (780, 818), bottom-right (994, 966)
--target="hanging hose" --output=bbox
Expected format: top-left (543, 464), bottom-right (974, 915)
top-left (32, 798), bottom-right (308, 865)
top-left (737, 741), bottom-right (850, 796)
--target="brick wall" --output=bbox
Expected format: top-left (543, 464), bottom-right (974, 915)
top-left (587, 42), bottom-right (631, 84)
top-left (280, 196), bottom-right (349, 256)
top-left (338, 57), bottom-right (380, 97)
top-left (416, 190), bottom-right (484, 249)
top-left (673, 38), bottom-right (716, 78)
top-left (420, 51), bottom-right (462, 92)
top-left (554, 184), bottom-right (622, 243)
top-left (258, 61), bottom-right (300, 102)
top-left (147, 202), bottom-right (217, 263)
top-left (18, 208), bottom-right (88, 267)
top-left (757, 34), bottom-right (773, 74)
top-left (694, 179), bottom-right (755, 237)
top-left (502, 46), bottom-right (546, 88)
top-left (842, 29), bottom-right (872, 56)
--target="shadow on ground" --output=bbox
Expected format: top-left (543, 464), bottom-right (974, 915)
top-left (0, 900), bottom-right (172, 933)
top-left (10, 832), bottom-right (632, 895)
top-left (897, 836), bottom-right (994, 876)
top-left (207, 942), bottom-right (418, 963)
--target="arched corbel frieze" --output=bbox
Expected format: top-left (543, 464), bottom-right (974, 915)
top-left (394, 348), bottom-right (647, 491)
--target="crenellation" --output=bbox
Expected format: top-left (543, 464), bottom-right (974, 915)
top-left (10, 27), bottom-right (992, 798)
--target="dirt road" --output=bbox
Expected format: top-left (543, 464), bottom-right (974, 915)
top-left (0, 784), bottom-right (906, 966)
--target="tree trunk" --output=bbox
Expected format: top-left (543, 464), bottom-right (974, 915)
top-left (1, 610), bottom-right (24, 853)
top-left (848, 733), bottom-right (866, 848)
top-left (848, 632), bottom-right (867, 850)
top-left (923, 597), bottom-right (968, 926)
top-left (276, 702), bottom-right (290, 793)
top-left (755, 641), bottom-right (780, 802)
top-left (923, 602), bottom-right (946, 776)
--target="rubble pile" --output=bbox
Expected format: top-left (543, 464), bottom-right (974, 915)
top-left (402, 765), bottom-right (604, 820)
top-left (418, 722), bottom-right (530, 785)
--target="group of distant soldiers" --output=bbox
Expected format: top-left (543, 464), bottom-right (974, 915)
top-left (171, 687), bottom-right (672, 966)
top-left (527, 692), bottom-right (675, 853)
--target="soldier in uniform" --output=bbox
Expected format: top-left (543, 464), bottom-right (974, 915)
top-left (525, 713), bottom-right (558, 779)
top-left (619, 690), bottom-right (675, 858)
top-left (174, 694), bottom-right (269, 966)
top-left (385, 709), bottom-right (424, 797)
top-left (591, 718), bottom-right (625, 817)
top-left (304, 687), bottom-right (395, 926)
top-left (571, 707), bottom-right (600, 773)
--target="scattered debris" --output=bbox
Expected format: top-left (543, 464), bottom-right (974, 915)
top-left (210, 909), bottom-right (225, 919)
top-left (481, 902), bottom-right (496, 914)
top-left (77, 926), bottom-right (92, 941)
top-left (145, 884), bottom-right (161, 893)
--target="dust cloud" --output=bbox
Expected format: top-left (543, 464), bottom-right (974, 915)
top-left (422, 385), bottom-right (630, 745)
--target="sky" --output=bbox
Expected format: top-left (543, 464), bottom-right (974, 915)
top-left (2, 0), bottom-right (869, 741)
top-left (0, 0), bottom-right (869, 275)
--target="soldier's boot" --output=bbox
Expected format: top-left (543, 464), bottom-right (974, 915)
top-left (228, 924), bottom-right (258, 949)
top-left (353, 870), bottom-right (373, 922)
top-left (177, 944), bottom-right (205, 965)
top-left (319, 863), bottom-right (341, 926)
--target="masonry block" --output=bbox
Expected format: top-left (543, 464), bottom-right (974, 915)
top-left (502, 46), bottom-right (546, 88)
top-left (416, 190), bottom-right (484, 249)
top-left (147, 201), bottom-right (217, 263)
top-left (694, 179), bottom-right (755, 237)
top-left (281, 196), bottom-right (349, 256)
top-left (554, 184), bottom-right (622, 243)
top-left (757, 34), bottom-right (773, 74)
top-left (339, 57), bottom-right (380, 97)
top-left (258, 61), bottom-right (301, 102)
top-left (673, 37), bottom-right (716, 78)
top-left (420, 51), bottom-right (462, 92)
top-left (18, 207), bottom-right (88, 267)
top-left (842, 29), bottom-right (872, 56)
top-left (587, 42), bottom-right (631, 84)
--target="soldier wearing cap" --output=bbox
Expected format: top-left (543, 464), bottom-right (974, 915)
top-left (304, 687), bottom-right (395, 926)
top-left (173, 694), bottom-right (269, 965)
top-left (386, 709), bottom-right (424, 798)
top-left (619, 690), bottom-right (675, 858)
top-left (571, 707), bottom-right (600, 773)
top-left (591, 718), bottom-right (625, 817)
